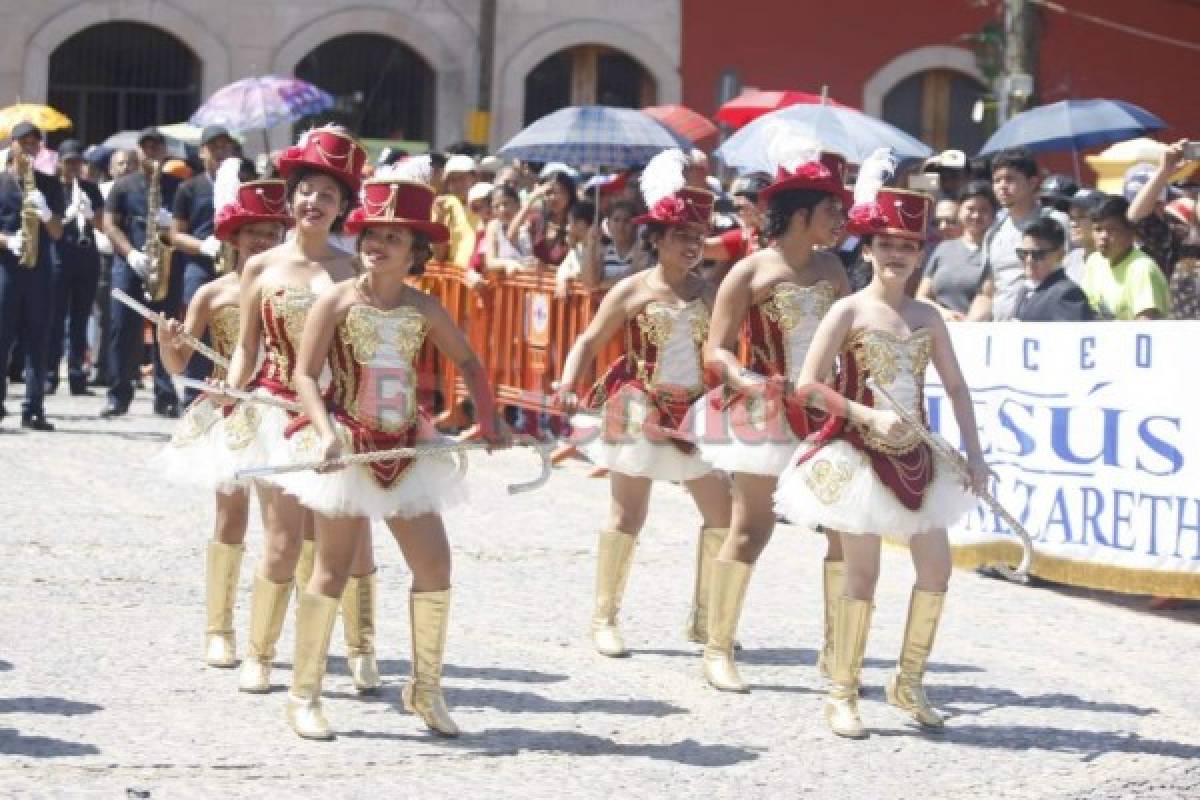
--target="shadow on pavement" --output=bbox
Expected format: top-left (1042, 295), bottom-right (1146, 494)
top-left (936, 685), bottom-right (1158, 719)
top-left (0, 697), bottom-right (103, 716)
top-left (352, 728), bottom-right (761, 766)
top-left (0, 660), bottom-right (11, 672)
top-left (873, 723), bottom-right (1200, 761)
top-left (0, 728), bottom-right (100, 758)
top-left (650, 646), bottom-right (984, 675)
top-left (447, 686), bottom-right (684, 717)
top-left (333, 658), bottom-right (568, 685)
top-left (56, 428), bottom-right (170, 442)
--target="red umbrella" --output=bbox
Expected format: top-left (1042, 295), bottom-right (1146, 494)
top-left (715, 89), bottom-right (847, 130)
top-left (642, 104), bottom-right (718, 144)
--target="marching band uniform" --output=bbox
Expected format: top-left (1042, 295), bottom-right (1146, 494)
top-left (690, 156), bottom-right (851, 690)
top-left (566, 170), bottom-right (731, 658)
top-left (774, 189), bottom-right (976, 736)
top-left (268, 178), bottom-right (465, 739)
top-left (158, 174), bottom-right (292, 668)
top-left (229, 130), bottom-right (382, 696)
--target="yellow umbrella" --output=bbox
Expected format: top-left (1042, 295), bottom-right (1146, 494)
top-left (0, 103), bottom-right (72, 139)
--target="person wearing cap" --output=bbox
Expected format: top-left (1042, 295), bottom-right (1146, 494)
top-left (217, 127), bottom-right (379, 707)
top-left (776, 188), bottom-right (985, 739)
top-left (168, 124), bottom-right (239, 406)
top-left (155, 162), bottom-right (290, 670)
top-left (554, 148), bottom-right (732, 667)
top-left (696, 145), bottom-right (854, 694)
top-left (1080, 195), bottom-right (1169, 319)
top-left (269, 176), bottom-right (508, 740)
top-left (432, 153), bottom-right (478, 267)
top-left (0, 120), bottom-right (66, 431)
top-left (983, 147), bottom-right (1069, 320)
top-left (47, 139), bottom-right (105, 397)
top-left (101, 126), bottom-right (184, 418)
top-left (922, 149), bottom-right (967, 200)
top-left (464, 180), bottom-right (494, 279)
top-left (1063, 188), bottom-right (1105, 284)
top-left (1038, 174), bottom-right (1079, 214)
top-left (1128, 140), bottom-right (1197, 277)
top-left (477, 154), bottom-right (503, 183)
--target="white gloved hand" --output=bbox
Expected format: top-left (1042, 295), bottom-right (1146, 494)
top-left (5, 230), bottom-right (24, 256)
top-left (29, 190), bottom-right (54, 223)
top-left (199, 235), bottom-right (222, 259)
top-left (126, 249), bottom-right (150, 279)
top-left (156, 207), bottom-right (174, 228)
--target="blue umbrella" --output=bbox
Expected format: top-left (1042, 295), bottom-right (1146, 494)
top-left (716, 102), bottom-right (932, 173)
top-left (979, 99), bottom-right (1166, 156)
top-left (189, 76), bottom-right (334, 132)
top-left (497, 105), bottom-right (688, 168)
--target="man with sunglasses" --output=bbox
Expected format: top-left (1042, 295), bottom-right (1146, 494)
top-left (1015, 217), bottom-right (1095, 322)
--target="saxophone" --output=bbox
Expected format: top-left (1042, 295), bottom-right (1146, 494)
top-left (142, 160), bottom-right (174, 302)
top-left (17, 152), bottom-right (40, 268)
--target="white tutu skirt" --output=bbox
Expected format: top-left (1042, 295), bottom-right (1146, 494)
top-left (687, 392), bottom-right (801, 478)
top-left (774, 438), bottom-right (976, 541)
top-left (157, 397), bottom-right (266, 494)
top-left (571, 408), bottom-right (712, 482)
top-left (265, 416), bottom-right (467, 519)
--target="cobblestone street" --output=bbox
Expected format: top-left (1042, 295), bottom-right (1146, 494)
top-left (2, 394), bottom-right (1199, 798)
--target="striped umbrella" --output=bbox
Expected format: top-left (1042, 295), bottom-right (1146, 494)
top-left (642, 105), bottom-right (718, 144)
top-left (497, 105), bottom-right (688, 168)
top-left (189, 76), bottom-right (334, 132)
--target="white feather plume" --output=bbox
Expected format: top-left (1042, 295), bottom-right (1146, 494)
top-left (213, 157), bottom-right (242, 212)
top-left (382, 154), bottom-right (433, 185)
top-left (639, 148), bottom-right (689, 208)
top-left (853, 147), bottom-right (898, 204)
top-left (764, 124), bottom-right (821, 174)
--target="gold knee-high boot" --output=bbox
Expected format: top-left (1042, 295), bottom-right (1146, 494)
top-left (824, 595), bottom-right (873, 739)
top-left (702, 559), bottom-right (753, 692)
top-left (685, 527), bottom-right (727, 644)
top-left (294, 538), bottom-right (316, 604)
top-left (286, 591), bottom-right (340, 740)
top-left (591, 530), bottom-right (637, 657)
top-left (238, 576), bottom-right (293, 693)
top-left (402, 589), bottom-right (459, 737)
top-left (205, 542), bottom-right (244, 668)
top-left (817, 560), bottom-right (846, 680)
top-left (885, 588), bottom-right (947, 729)
top-left (342, 572), bottom-right (381, 693)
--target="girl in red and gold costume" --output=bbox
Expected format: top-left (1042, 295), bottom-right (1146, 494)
top-left (695, 142), bottom-right (862, 693)
top-left (776, 188), bottom-right (985, 738)
top-left (220, 128), bottom-right (381, 696)
top-left (158, 158), bottom-right (290, 668)
top-left (270, 176), bottom-right (506, 740)
top-left (556, 149), bottom-right (732, 661)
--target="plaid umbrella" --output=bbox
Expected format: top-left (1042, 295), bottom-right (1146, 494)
top-left (643, 105), bottom-right (717, 143)
top-left (715, 89), bottom-right (848, 130)
top-left (979, 99), bottom-right (1167, 156)
top-left (716, 102), bottom-right (932, 173)
top-left (497, 105), bottom-right (688, 168)
top-left (189, 76), bottom-right (334, 132)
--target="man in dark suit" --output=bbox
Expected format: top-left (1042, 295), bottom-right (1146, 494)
top-left (1015, 217), bottom-right (1096, 322)
top-left (0, 121), bottom-right (66, 430)
top-left (48, 139), bottom-right (105, 396)
top-left (100, 128), bottom-right (182, 418)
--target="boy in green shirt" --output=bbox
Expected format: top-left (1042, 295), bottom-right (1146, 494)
top-left (1081, 195), bottom-right (1169, 319)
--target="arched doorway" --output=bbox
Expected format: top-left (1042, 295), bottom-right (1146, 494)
top-left (294, 34), bottom-right (435, 143)
top-left (882, 69), bottom-right (990, 154)
top-left (523, 46), bottom-right (657, 126)
top-left (48, 22), bottom-right (201, 146)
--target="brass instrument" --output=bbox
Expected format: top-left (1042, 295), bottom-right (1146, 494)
top-left (214, 241), bottom-right (235, 276)
top-left (143, 160), bottom-right (174, 302)
top-left (17, 151), bottom-right (40, 268)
